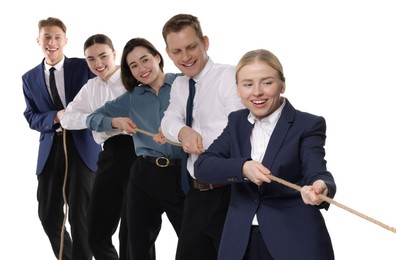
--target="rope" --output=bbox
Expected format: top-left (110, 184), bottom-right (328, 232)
top-left (136, 128), bottom-right (182, 147)
top-left (136, 127), bottom-right (396, 234)
top-left (59, 129), bottom-right (69, 260)
top-left (267, 171), bottom-right (396, 233)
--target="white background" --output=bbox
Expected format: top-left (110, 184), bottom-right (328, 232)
top-left (2, 0), bottom-right (396, 259)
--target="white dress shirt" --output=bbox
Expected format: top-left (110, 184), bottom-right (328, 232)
top-left (249, 98), bottom-right (285, 225)
top-left (60, 68), bottom-right (127, 144)
top-left (161, 58), bottom-right (245, 178)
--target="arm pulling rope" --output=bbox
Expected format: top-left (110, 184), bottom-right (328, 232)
top-left (136, 127), bottom-right (396, 234)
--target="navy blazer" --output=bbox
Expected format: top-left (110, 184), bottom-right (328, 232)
top-left (22, 57), bottom-right (101, 175)
top-left (195, 99), bottom-right (336, 260)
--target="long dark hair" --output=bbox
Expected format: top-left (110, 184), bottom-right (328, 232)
top-left (120, 38), bottom-right (164, 91)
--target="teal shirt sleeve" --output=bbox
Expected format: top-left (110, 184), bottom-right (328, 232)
top-left (86, 91), bottom-right (131, 132)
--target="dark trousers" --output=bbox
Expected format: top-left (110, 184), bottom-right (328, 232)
top-left (37, 132), bottom-right (95, 260)
top-left (87, 135), bottom-right (136, 260)
top-left (243, 226), bottom-right (274, 260)
top-left (176, 184), bottom-right (231, 260)
top-left (127, 156), bottom-right (185, 260)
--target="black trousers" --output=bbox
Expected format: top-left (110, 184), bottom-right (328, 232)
top-left (87, 135), bottom-right (137, 260)
top-left (37, 132), bottom-right (95, 260)
top-left (127, 156), bottom-right (185, 260)
top-left (243, 226), bottom-right (274, 260)
top-left (176, 184), bottom-right (231, 260)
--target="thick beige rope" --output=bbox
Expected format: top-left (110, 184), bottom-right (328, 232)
top-left (136, 128), bottom-right (182, 146)
top-left (59, 129), bottom-right (69, 260)
top-left (136, 127), bottom-right (396, 234)
top-left (267, 172), bottom-right (396, 233)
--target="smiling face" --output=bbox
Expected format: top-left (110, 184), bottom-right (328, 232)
top-left (84, 43), bottom-right (116, 81)
top-left (165, 25), bottom-right (209, 78)
top-left (237, 61), bottom-right (285, 120)
top-left (126, 46), bottom-right (163, 87)
top-left (37, 25), bottom-right (68, 66)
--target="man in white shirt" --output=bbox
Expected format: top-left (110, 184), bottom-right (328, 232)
top-left (160, 14), bottom-right (244, 260)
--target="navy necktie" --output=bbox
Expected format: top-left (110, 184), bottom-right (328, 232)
top-left (180, 78), bottom-right (196, 194)
top-left (49, 67), bottom-right (64, 110)
top-left (186, 78), bottom-right (196, 127)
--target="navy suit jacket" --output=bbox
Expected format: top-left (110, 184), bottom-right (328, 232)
top-left (22, 57), bottom-right (101, 175)
top-left (195, 99), bottom-right (336, 260)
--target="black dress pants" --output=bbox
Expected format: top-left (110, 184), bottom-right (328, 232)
top-left (127, 156), bottom-right (185, 260)
top-left (37, 132), bottom-right (95, 260)
top-left (87, 135), bottom-right (136, 260)
top-left (243, 226), bottom-right (274, 260)
top-left (176, 184), bottom-right (231, 260)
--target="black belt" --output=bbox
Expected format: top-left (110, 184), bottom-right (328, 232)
top-left (191, 178), bottom-right (227, 191)
top-left (142, 156), bottom-right (181, 167)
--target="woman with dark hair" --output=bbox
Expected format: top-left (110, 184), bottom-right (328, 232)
top-left (60, 34), bottom-right (137, 260)
top-left (86, 37), bottom-right (185, 260)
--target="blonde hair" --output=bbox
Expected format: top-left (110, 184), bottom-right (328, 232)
top-left (236, 49), bottom-right (285, 83)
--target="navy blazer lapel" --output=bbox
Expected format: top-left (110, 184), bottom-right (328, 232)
top-left (262, 99), bottom-right (295, 170)
top-left (63, 57), bottom-right (71, 103)
top-left (238, 109), bottom-right (254, 157)
top-left (236, 110), bottom-right (261, 193)
top-left (39, 60), bottom-right (56, 108)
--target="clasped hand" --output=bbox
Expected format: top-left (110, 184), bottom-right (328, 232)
top-left (111, 117), bottom-right (137, 134)
top-left (178, 126), bottom-right (204, 155)
top-left (300, 180), bottom-right (328, 206)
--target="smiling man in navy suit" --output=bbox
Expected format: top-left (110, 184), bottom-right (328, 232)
top-left (22, 17), bottom-right (101, 260)
top-left (195, 49), bottom-right (336, 260)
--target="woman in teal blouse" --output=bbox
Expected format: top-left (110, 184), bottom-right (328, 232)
top-left (86, 38), bottom-right (184, 260)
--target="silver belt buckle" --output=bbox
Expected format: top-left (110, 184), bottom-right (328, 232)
top-left (155, 157), bottom-right (170, 167)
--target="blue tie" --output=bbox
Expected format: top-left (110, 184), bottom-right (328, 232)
top-left (180, 78), bottom-right (196, 194)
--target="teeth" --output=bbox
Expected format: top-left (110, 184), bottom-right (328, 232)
top-left (252, 100), bottom-right (265, 104)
